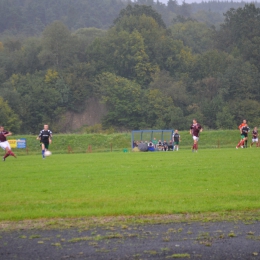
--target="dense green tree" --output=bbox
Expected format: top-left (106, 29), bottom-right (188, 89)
top-left (170, 20), bottom-right (214, 53)
top-left (0, 0), bottom-right (24, 34)
top-left (2, 72), bottom-right (68, 133)
top-left (215, 4), bottom-right (260, 70)
top-left (1, 2), bottom-right (260, 133)
top-left (192, 10), bottom-right (223, 28)
top-left (38, 21), bottom-right (75, 69)
top-left (216, 106), bottom-right (235, 129)
top-left (63, 62), bottom-right (96, 112)
top-left (200, 96), bottom-right (224, 129)
top-left (168, 0), bottom-right (179, 13)
top-left (191, 50), bottom-right (231, 82)
top-left (97, 28), bottom-right (158, 86)
top-left (114, 4), bottom-right (166, 28)
top-left (97, 72), bottom-right (143, 129)
top-left (141, 88), bottom-right (176, 129)
top-left (220, 59), bottom-right (259, 101)
top-left (227, 99), bottom-right (260, 127)
top-left (178, 2), bottom-right (192, 18)
top-left (149, 70), bottom-right (189, 111)
top-left (0, 96), bottom-right (21, 132)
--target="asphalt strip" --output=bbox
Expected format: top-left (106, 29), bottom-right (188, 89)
top-left (1, 220), bottom-right (260, 259)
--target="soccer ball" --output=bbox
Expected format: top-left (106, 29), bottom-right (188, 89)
top-left (45, 150), bottom-right (52, 156)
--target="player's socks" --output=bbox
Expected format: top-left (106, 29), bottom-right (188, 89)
top-left (237, 140), bottom-right (244, 148)
top-left (42, 150), bottom-right (45, 158)
top-left (8, 150), bottom-right (16, 158)
top-left (4, 153), bottom-right (10, 159)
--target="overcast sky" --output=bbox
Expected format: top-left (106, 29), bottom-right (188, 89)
top-left (159, 0), bottom-right (258, 4)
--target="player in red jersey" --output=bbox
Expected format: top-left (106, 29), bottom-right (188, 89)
top-left (238, 119), bottom-right (247, 131)
top-left (0, 126), bottom-right (16, 161)
top-left (238, 119), bottom-right (248, 147)
top-left (250, 127), bottom-right (258, 147)
top-left (190, 119), bottom-right (203, 152)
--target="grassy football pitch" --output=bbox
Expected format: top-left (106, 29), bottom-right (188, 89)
top-left (1, 148), bottom-right (260, 221)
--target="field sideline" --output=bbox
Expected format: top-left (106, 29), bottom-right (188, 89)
top-left (10, 130), bottom-right (248, 155)
top-left (1, 148), bottom-right (260, 221)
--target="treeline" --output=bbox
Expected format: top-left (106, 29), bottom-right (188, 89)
top-left (1, 0), bottom-right (259, 36)
top-left (1, 3), bottom-right (260, 133)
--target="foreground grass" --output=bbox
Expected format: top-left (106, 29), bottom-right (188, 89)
top-left (1, 148), bottom-right (260, 222)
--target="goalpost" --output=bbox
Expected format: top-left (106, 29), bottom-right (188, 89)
top-left (131, 129), bottom-right (174, 148)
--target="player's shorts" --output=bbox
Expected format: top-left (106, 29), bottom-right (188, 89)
top-left (0, 141), bottom-right (11, 150)
top-left (174, 141), bottom-right (179, 145)
top-left (193, 136), bottom-right (199, 142)
top-left (252, 138), bottom-right (258, 143)
top-left (40, 142), bottom-right (49, 149)
top-left (240, 135), bottom-right (245, 139)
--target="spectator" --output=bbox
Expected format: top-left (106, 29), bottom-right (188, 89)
top-left (152, 137), bottom-right (157, 147)
top-left (163, 140), bottom-right (168, 151)
top-left (148, 140), bottom-right (155, 151)
top-left (168, 140), bottom-right (174, 151)
top-left (157, 140), bottom-right (163, 150)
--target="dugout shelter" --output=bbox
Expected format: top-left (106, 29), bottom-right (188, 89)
top-left (131, 130), bottom-right (174, 148)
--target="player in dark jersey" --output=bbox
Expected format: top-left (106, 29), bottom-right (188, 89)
top-left (37, 125), bottom-right (52, 159)
top-left (236, 124), bottom-right (250, 149)
top-left (0, 126), bottom-right (16, 161)
top-left (190, 119), bottom-right (203, 152)
top-left (250, 127), bottom-right (258, 147)
top-left (173, 130), bottom-right (181, 151)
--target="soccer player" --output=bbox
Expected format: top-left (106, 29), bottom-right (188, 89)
top-left (250, 127), bottom-right (258, 147)
top-left (238, 119), bottom-right (247, 130)
top-left (238, 119), bottom-right (247, 148)
top-left (190, 119), bottom-right (203, 152)
top-left (0, 125), bottom-right (16, 161)
top-left (173, 129), bottom-right (181, 151)
top-left (236, 123), bottom-right (250, 149)
top-left (37, 125), bottom-right (52, 159)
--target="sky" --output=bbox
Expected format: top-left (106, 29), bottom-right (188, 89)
top-left (159, 0), bottom-right (258, 3)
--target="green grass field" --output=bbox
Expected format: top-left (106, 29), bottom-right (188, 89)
top-left (1, 148), bottom-right (260, 221)
top-left (9, 130), bottom-right (250, 155)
